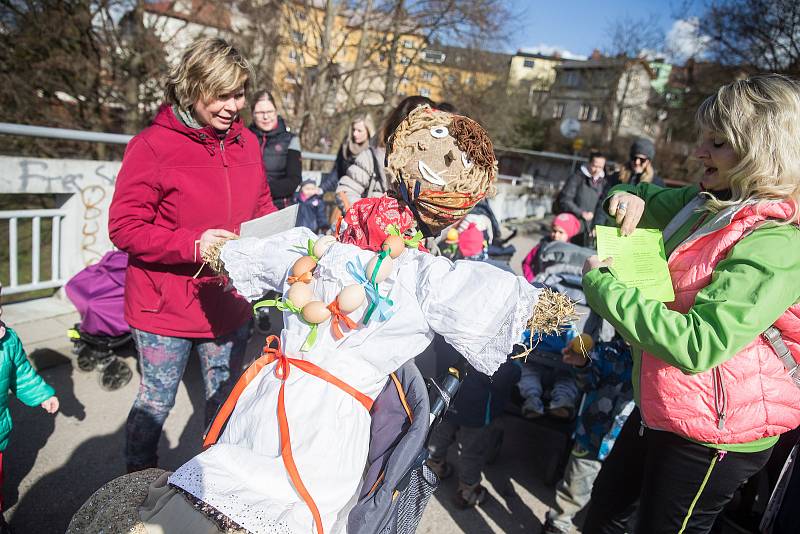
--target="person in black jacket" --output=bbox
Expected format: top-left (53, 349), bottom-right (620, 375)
top-left (557, 151), bottom-right (607, 245)
top-left (250, 90), bottom-right (302, 209)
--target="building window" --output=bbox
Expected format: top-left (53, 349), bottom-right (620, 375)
top-left (401, 77), bottom-right (409, 85)
top-left (579, 104), bottom-right (590, 121)
top-left (399, 56), bottom-right (411, 65)
top-left (523, 59), bottom-right (535, 68)
top-left (420, 88), bottom-right (431, 97)
top-left (288, 49), bottom-right (298, 62)
top-left (422, 50), bottom-right (446, 63)
top-left (563, 71), bottom-right (580, 87)
top-left (421, 71), bottom-right (433, 81)
top-left (466, 75), bottom-right (475, 86)
top-left (402, 39), bottom-right (414, 49)
top-left (590, 106), bottom-right (601, 122)
top-left (447, 74), bottom-right (457, 84)
top-left (291, 31), bottom-right (304, 43)
top-left (552, 103), bottom-right (565, 119)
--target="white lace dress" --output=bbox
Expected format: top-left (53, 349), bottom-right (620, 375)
top-left (168, 227), bottom-right (539, 534)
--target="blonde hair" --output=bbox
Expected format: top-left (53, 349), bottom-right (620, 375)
top-left (696, 74), bottom-right (800, 222)
top-left (164, 37), bottom-right (254, 111)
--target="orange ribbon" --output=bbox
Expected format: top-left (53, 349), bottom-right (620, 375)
top-left (203, 335), bottom-right (373, 534)
top-left (327, 300), bottom-right (358, 340)
top-left (287, 271), bottom-right (313, 285)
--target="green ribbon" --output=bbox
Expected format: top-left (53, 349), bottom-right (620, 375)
top-left (385, 224), bottom-right (424, 249)
top-left (253, 298), bottom-right (302, 316)
top-left (301, 324), bottom-right (318, 352)
top-left (254, 297), bottom-right (320, 352)
top-left (291, 239), bottom-right (320, 261)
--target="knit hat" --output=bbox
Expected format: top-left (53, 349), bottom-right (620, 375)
top-left (629, 138), bottom-right (655, 161)
top-left (552, 213), bottom-right (581, 239)
top-left (458, 223), bottom-right (486, 257)
top-left (300, 179), bottom-right (317, 188)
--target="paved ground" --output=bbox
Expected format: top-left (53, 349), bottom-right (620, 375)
top-left (5, 223), bottom-right (587, 534)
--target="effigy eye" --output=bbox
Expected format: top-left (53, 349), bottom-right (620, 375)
top-left (430, 126), bottom-right (449, 138)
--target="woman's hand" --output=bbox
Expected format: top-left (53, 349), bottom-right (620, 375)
top-left (608, 193), bottom-right (645, 236)
top-left (583, 255), bottom-right (613, 276)
top-left (199, 229), bottom-right (237, 257)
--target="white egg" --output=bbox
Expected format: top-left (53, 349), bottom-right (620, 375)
top-left (365, 254), bottom-right (394, 284)
top-left (313, 235), bottom-right (337, 259)
top-left (338, 284), bottom-right (366, 313)
top-left (302, 300), bottom-right (331, 324)
top-left (286, 282), bottom-right (313, 309)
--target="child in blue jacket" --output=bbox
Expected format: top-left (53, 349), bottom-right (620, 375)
top-left (293, 179), bottom-right (329, 234)
top-left (542, 336), bottom-right (633, 534)
top-left (0, 289), bottom-right (59, 532)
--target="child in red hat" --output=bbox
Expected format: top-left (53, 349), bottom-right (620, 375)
top-left (522, 213), bottom-right (581, 283)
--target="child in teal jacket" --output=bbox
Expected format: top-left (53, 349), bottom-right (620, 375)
top-left (0, 298), bottom-right (59, 532)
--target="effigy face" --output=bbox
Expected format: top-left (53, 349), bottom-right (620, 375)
top-left (387, 106), bottom-right (498, 233)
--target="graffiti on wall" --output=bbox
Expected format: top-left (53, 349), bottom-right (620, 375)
top-left (78, 185), bottom-right (108, 266)
top-left (17, 159), bottom-right (117, 193)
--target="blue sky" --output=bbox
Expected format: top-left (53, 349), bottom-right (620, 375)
top-left (505, 0), bottom-right (701, 57)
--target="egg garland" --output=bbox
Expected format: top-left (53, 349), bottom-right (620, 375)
top-left (327, 284), bottom-right (365, 340)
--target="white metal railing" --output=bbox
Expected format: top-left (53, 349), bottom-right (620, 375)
top-left (1, 209), bottom-right (66, 295)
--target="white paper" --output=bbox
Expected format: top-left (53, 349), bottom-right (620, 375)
top-left (240, 204), bottom-right (299, 238)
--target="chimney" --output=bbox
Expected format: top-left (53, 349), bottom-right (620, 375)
top-left (590, 49), bottom-right (603, 60)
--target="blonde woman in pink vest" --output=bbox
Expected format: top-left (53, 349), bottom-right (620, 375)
top-left (579, 74), bottom-right (800, 533)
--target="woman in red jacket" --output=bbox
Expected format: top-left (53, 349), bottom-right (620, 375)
top-left (108, 37), bottom-right (275, 472)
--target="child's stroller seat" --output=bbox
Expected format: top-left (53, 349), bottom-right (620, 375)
top-left (350, 360), bottom-right (437, 534)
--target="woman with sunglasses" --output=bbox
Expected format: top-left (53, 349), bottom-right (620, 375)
top-left (613, 137), bottom-right (664, 187)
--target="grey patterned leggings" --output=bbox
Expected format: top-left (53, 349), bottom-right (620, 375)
top-left (125, 323), bottom-right (251, 470)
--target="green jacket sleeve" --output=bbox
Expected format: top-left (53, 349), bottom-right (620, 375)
top-left (605, 183), bottom-right (700, 231)
top-left (7, 330), bottom-right (55, 407)
top-left (582, 224), bottom-right (800, 374)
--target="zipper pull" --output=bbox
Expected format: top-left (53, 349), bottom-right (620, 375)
top-left (219, 140), bottom-right (228, 166)
top-left (639, 420), bottom-right (645, 437)
top-left (717, 414), bottom-right (726, 430)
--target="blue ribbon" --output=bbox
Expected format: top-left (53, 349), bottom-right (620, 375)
top-left (346, 256), bottom-right (394, 324)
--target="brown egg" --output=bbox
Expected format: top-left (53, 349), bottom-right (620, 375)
top-left (337, 284), bottom-right (366, 313)
top-left (312, 235), bottom-right (337, 259)
top-left (292, 255), bottom-right (317, 278)
top-left (382, 235), bottom-right (406, 259)
top-left (365, 254), bottom-right (394, 283)
top-left (301, 300), bottom-right (331, 324)
top-left (286, 282), bottom-right (313, 309)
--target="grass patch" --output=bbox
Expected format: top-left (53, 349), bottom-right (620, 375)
top-left (0, 194), bottom-right (60, 304)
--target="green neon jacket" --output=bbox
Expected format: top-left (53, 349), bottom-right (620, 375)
top-left (583, 183), bottom-right (800, 452)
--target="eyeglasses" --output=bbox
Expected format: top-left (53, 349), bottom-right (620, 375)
top-left (254, 110), bottom-right (277, 117)
top-left (632, 156), bottom-right (649, 164)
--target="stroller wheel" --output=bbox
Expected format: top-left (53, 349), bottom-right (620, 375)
top-left (76, 347), bottom-right (97, 372)
top-left (99, 358), bottom-right (133, 391)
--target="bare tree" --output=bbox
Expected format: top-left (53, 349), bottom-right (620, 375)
top-left (699, 0), bottom-right (800, 76)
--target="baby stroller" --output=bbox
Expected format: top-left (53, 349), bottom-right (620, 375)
top-left (67, 354), bottom-right (465, 534)
top-left (64, 250), bottom-right (133, 391)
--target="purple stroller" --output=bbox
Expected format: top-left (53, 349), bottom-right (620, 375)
top-left (65, 250), bottom-right (133, 390)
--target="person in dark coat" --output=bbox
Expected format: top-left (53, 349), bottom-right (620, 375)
top-left (250, 90), bottom-right (302, 210)
top-left (294, 179), bottom-right (329, 234)
top-left (557, 151), bottom-right (607, 244)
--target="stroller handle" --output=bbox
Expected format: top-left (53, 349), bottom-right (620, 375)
top-left (428, 357), bottom-right (468, 426)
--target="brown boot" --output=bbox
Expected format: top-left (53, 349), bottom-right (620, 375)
top-left (454, 481), bottom-right (487, 508)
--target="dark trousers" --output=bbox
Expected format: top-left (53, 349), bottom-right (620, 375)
top-left (583, 408), bottom-right (773, 534)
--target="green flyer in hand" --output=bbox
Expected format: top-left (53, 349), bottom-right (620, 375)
top-left (595, 225), bottom-right (675, 302)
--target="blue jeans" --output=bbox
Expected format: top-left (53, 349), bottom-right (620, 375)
top-left (125, 322), bottom-right (250, 470)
